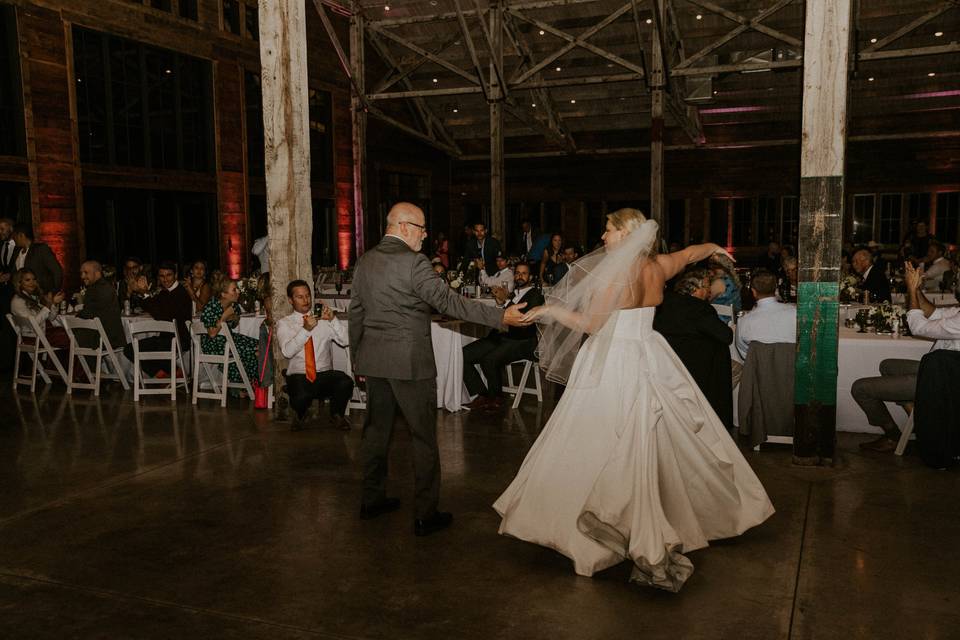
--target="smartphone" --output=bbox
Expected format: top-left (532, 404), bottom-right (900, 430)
top-left (314, 302), bottom-right (325, 316)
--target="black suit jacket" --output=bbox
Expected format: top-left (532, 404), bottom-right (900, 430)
top-left (653, 290), bottom-right (734, 429)
top-left (21, 242), bottom-right (63, 293)
top-left (861, 265), bottom-right (891, 303)
top-left (77, 278), bottom-right (127, 349)
top-left (140, 284), bottom-right (194, 349)
top-left (500, 286), bottom-right (545, 342)
top-left (464, 237), bottom-right (503, 277)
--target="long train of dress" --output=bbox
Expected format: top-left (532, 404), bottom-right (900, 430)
top-left (493, 307), bottom-right (774, 592)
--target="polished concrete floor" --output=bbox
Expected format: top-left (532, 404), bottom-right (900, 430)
top-left (0, 379), bottom-right (958, 640)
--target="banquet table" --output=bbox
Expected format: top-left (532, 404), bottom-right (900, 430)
top-left (891, 292), bottom-right (957, 306)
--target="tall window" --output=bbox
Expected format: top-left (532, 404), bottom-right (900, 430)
top-left (179, 0), bottom-right (199, 20)
top-left (73, 27), bottom-right (214, 171)
top-left (0, 6), bottom-right (25, 156)
top-left (731, 198), bottom-right (753, 246)
top-left (936, 192), bottom-right (960, 245)
top-left (878, 194), bottom-right (901, 244)
top-left (244, 70), bottom-right (264, 177)
top-left (667, 199), bottom-right (685, 246)
top-left (757, 197), bottom-right (778, 245)
top-left (907, 193), bottom-right (930, 230)
top-left (222, 0), bottom-right (242, 35)
top-left (542, 202), bottom-right (561, 235)
top-left (308, 89), bottom-right (334, 184)
top-left (0, 181), bottom-right (30, 227)
top-left (851, 194), bottom-right (875, 244)
top-left (84, 187), bottom-right (219, 268)
top-left (781, 196), bottom-right (799, 246)
top-left (709, 199), bottom-right (729, 245)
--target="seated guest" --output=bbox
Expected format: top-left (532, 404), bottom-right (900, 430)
top-left (922, 241), bottom-right (950, 292)
top-left (10, 268), bottom-right (68, 350)
top-left (853, 260), bottom-right (960, 452)
top-left (277, 280), bottom-right (353, 430)
top-left (126, 261), bottom-right (194, 376)
top-left (76, 260), bottom-right (128, 352)
top-left (653, 268), bottom-right (734, 429)
top-left (200, 275), bottom-right (259, 387)
top-left (479, 254), bottom-right (514, 293)
top-left (851, 248), bottom-right (891, 302)
top-left (539, 233), bottom-right (563, 284)
top-left (182, 260), bottom-right (212, 311)
top-left (735, 269), bottom-right (796, 360)
top-left (778, 256), bottom-right (798, 302)
top-left (758, 241), bottom-right (781, 275)
top-left (708, 254), bottom-right (742, 322)
top-left (117, 256), bottom-right (144, 309)
top-left (464, 263), bottom-right (543, 409)
top-left (431, 259), bottom-right (447, 278)
top-left (552, 244), bottom-right (580, 283)
top-left (12, 224), bottom-right (62, 294)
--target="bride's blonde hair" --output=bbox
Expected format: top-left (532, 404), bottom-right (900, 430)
top-left (607, 208), bottom-right (647, 233)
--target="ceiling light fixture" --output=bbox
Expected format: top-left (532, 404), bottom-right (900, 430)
top-left (531, 102), bottom-right (537, 107)
top-left (713, 90), bottom-right (718, 95)
top-left (570, 99), bottom-right (576, 104)
top-left (934, 31), bottom-right (943, 37)
top-left (539, 29), bottom-right (545, 36)
top-left (646, 18), bottom-right (652, 24)
top-left (432, 78), bottom-right (438, 83)
top-left (868, 76), bottom-right (874, 81)
top-left (869, 37), bottom-right (877, 43)
top-left (453, 107), bottom-right (458, 113)
top-left (928, 72), bottom-right (936, 77)
top-left (384, 4), bottom-right (390, 11)
top-left (555, 66), bottom-right (562, 72)
top-left (695, 14), bottom-right (702, 20)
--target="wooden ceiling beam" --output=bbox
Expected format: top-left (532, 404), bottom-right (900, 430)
top-left (861, 1), bottom-right (957, 53)
top-left (371, 31), bottom-right (464, 94)
top-left (367, 23), bottom-right (483, 86)
top-left (367, 0), bottom-right (602, 27)
top-left (452, 0), bottom-right (492, 99)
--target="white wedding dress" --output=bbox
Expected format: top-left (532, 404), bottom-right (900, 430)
top-left (493, 307), bottom-right (775, 591)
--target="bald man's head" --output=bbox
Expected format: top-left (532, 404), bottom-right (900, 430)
top-left (386, 202), bottom-right (427, 252)
top-left (80, 260), bottom-right (103, 286)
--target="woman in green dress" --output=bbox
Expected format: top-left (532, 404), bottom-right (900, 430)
top-left (200, 276), bottom-right (259, 385)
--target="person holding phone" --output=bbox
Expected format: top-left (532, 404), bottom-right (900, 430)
top-left (277, 279), bottom-right (354, 431)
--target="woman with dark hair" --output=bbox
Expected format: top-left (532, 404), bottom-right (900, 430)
top-left (200, 274), bottom-right (259, 386)
top-left (183, 260), bottom-right (212, 311)
top-left (10, 268), bottom-right (69, 349)
top-left (433, 231), bottom-right (450, 269)
top-left (539, 233), bottom-right (564, 284)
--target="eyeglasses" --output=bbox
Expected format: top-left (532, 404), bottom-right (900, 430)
top-left (402, 220), bottom-right (428, 234)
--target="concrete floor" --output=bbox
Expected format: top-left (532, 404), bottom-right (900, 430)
top-left (0, 380), bottom-right (958, 640)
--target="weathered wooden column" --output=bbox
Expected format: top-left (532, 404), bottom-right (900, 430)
top-left (648, 2), bottom-right (665, 228)
top-left (259, 0), bottom-right (313, 403)
top-left (794, 0), bottom-right (851, 465)
top-left (489, 0), bottom-right (505, 240)
top-left (350, 10), bottom-right (367, 254)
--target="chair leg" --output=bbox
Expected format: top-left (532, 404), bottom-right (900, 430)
top-left (12, 343), bottom-right (22, 389)
top-left (134, 353), bottom-right (141, 401)
top-left (533, 365), bottom-right (542, 403)
top-left (895, 412), bottom-right (914, 456)
top-left (191, 352), bottom-right (200, 405)
top-left (29, 348), bottom-right (38, 392)
top-left (506, 363), bottom-right (515, 389)
top-left (94, 353), bottom-right (103, 397)
top-left (512, 361), bottom-right (532, 410)
top-left (66, 347), bottom-right (75, 395)
top-left (219, 358), bottom-right (228, 408)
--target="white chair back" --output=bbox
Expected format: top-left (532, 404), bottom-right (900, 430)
top-left (712, 303), bottom-right (734, 319)
top-left (341, 345), bottom-right (366, 415)
top-left (7, 313), bottom-right (68, 391)
top-left (190, 320), bottom-right (253, 407)
top-left (61, 315), bottom-right (130, 396)
top-left (129, 319), bottom-right (188, 401)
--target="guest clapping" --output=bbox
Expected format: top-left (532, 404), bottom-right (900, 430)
top-left (183, 260), bottom-right (212, 310)
top-left (10, 268), bottom-right (69, 349)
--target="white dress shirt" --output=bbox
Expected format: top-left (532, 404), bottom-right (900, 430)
top-left (523, 231), bottom-right (532, 253)
top-left (735, 296), bottom-right (797, 359)
top-left (15, 246), bottom-right (26, 271)
top-left (907, 306), bottom-right (960, 352)
top-left (499, 285), bottom-right (533, 309)
top-left (480, 267), bottom-right (514, 293)
top-left (1, 238), bottom-right (14, 268)
top-left (251, 236), bottom-right (270, 273)
top-left (922, 257), bottom-right (950, 292)
top-left (277, 310), bottom-right (348, 375)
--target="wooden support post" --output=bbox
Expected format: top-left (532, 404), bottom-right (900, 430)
top-left (350, 11), bottom-right (367, 255)
top-left (489, 0), bottom-right (505, 241)
top-left (649, 1), bottom-right (665, 228)
top-left (259, 0), bottom-right (313, 320)
top-left (794, 0), bottom-right (851, 465)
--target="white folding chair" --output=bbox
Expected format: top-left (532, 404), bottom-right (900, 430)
top-left (341, 346), bottom-right (366, 416)
top-left (129, 320), bottom-right (189, 401)
top-left (7, 313), bottom-right (68, 391)
top-left (712, 303), bottom-right (733, 319)
top-left (191, 320), bottom-right (254, 407)
top-left (61, 316), bottom-right (130, 396)
top-left (502, 359), bottom-right (543, 409)
top-left (895, 411), bottom-right (915, 456)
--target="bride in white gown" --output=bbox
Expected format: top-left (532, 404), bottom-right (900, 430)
top-left (493, 208), bottom-right (774, 592)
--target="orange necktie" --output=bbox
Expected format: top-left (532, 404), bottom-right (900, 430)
top-left (304, 319), bottom-right (316, 382)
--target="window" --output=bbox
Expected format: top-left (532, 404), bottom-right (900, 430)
top-left (0, 6), bottom-right (24, 156)
top-left (73, 27), bottom-right (213, 171)
top-left (667, 199), bottom-right (685, 246)
top-left (309, 89), bottom-right (333, 183)
top-left (542, 202), bottom-right (561, 235)
top-left (878, 193), bottom-right (901, 244)
top-left (756, 197), bottom-right (778, 245)
top-left (851, 194), bottom-right (874, 244)
top-left (936, 192), bottom-right (960, 245)
top-left (244, 2), bottom-right (259, 41)
top-left (222, 0), bottom-right (242, 36)
top-left (781, 196), bottom-right (799, 246)
top-left (244, 70), bottom-right (264, 177)
top-left (731, 198), bottom-right (753, 246)
top-left (83, 187), bottom-right (219, 269)
top-left (178, 0), bottom-right (199, 20)
top-left (0, 181), bottom-right (30, 227)
top-left (149, 0), bottom-right (172, 10)
top-left (312, 199), bottom-right (338, 267)
top-left (709, 199), bottom-right (729, 245)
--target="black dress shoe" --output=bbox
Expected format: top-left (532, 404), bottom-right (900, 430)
top-left (414, 511), bottom-right (453, 537)
top-left (360, 497), bottom-right (401, 520)
top-left (331, 414), bottom-right (351, 431)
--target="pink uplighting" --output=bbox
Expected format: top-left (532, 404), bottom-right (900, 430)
top-left (902, 90), bottom-right (960, 99)
top-left (700, 106), bottom-right (770, 114)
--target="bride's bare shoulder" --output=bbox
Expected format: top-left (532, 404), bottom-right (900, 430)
top-left (623, 258), bottom-right (666, 309)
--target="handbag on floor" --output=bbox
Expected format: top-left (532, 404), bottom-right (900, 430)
top-left (253, 327), bottom-right (272, 409)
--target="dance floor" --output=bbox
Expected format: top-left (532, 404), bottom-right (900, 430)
top-left (1, 380), bottom-right (958, 639)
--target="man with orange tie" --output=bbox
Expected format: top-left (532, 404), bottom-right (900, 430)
top-left (277, 279), bottom-right (354, 431)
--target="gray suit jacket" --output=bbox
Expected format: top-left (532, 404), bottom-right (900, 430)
top-left (350, 236), bottom-right (506, 380)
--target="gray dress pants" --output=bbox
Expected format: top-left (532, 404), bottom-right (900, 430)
top-left (361, 376), bottom-right (439, 519)
top-left (850, 358), bottom-right (919, 437)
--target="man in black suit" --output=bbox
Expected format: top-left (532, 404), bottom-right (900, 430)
top-left (12, 224), bottom-right (62, 294)
top-left (77, 260), bottom-right (127, 351)
top-left (463, 222), bottom-right (502, 278)
top-left (653, 267), bottom-right (734, 429)
top-left (125, 261), bottom-right (193, 375)
top-left (463, 263), bottom-right (544, 409)
top-left (852, 248), bottom-right (891, 303)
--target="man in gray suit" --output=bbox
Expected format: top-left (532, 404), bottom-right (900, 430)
top-left (350, 202), bottom-right (526, 536)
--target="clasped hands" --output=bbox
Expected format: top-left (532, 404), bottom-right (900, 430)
top-left (502, 302), bottom-right (549, 327)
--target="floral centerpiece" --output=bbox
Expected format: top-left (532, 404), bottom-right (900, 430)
top-left (839, 274), bottom-right (861, 303)
top-left (870, 302), bottom-right (907, 334)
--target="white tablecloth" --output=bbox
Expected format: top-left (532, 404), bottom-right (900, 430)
top-left (891, 292), bottom-right (956, 306)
